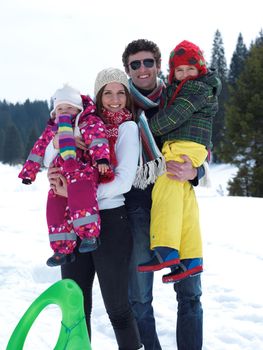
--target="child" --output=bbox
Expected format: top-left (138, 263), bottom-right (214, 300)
top-left (138, 40), bottom-right (221, 283)
top-left (19, 84), bottom-right (114, 267)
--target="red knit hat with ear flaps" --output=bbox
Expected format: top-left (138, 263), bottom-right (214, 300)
top-left (168, 40), bottom-right (207, 84)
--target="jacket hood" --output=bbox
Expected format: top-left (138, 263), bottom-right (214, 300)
top-left (200, 69), bottom-right (222, 96)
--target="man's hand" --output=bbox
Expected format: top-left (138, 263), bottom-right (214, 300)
top-left (166, 155), bottom-right (197, 182)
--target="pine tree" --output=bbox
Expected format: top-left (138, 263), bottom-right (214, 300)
top-left (254, 29), bottom-right (263, 46)
top-left (210, 29), bottom-right (228, 79)
top-left (209, 30), bottom-right (228, 163)
top-left (9, 102), bottom-right (30, 141)
top-left (221, 34), bottom-right (248, 160)
top-left (0, 102), bottom-right (12, 162)
top-left (0, 129), bottom-right (5, 161)
top-left (158, 70), bottom-right (168, 85)
top-left (0, 100), bottom-right (12, 131)
top-left (24, 126), bottom-right (39, 161)
top-left (224, 39), bottom-right (263, 197)
top-left (3, 123), bottom-right (25, 165)
top-left (228, 33), bottom-right (248, 86)
top-left (0, 99), bottom-right (50, 163)
top-left (24, 99), bottom-right (50, 134)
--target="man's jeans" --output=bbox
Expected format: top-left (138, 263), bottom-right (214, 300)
top-left (127, 205), bottom-right (203, 350)
top-left (127, 205), bottom-right (162, 350)
top-left (174, 273), bottom-right (203, 350)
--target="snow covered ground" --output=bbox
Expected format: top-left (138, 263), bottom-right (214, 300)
top-left (0, 162), bottom-right (262, 350)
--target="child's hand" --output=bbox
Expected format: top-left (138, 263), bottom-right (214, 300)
top-left (75, 136), bottom-right (87, 151)
top-left (53, 134), bottom-right (59, 149)
top-left (98, 163), bottom-right (109, 175)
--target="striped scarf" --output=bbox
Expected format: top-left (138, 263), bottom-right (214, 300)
top-left (129, 77), bottom-right (164, 110)
top-left (129, 78), bottom-right (166, 189)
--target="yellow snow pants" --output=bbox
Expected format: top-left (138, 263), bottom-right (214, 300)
top-left (150, 140), bottom-right (208, 259)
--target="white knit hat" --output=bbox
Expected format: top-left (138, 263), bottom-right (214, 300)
top-left (94, 68), bottom-right (129, 97)
top-left (50, 84), bottom-right (83, 118)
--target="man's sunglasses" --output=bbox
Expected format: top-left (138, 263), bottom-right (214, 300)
top-left (129, 58), bottom-right (155, 71)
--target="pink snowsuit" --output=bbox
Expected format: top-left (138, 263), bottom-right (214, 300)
top-left (19, 95), bottom-right (114, 254)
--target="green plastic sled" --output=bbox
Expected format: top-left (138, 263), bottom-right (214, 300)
top-left (6, 279), bottom-right (91, 350)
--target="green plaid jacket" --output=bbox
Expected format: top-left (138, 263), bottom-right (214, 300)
top-left (149, 70), bottom-right (221, 147)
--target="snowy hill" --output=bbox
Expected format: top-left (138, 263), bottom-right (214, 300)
top-left (0, 163), bottom-right (262, 350)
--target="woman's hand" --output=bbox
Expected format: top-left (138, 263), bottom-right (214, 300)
top-left (47, 166), bottom-right (68, 197)
top-left (166, 155), bottom-right (197, 181)
top-left (47, 166), bottom-right (60, 183)
top-left (53, 175), bottom-right (68, 197)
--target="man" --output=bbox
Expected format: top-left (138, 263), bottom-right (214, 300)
top-left (122, 39), bottom-right (204, 350)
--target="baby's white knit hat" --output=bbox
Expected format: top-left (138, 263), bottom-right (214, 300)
top-left (50, 84), bottom-right (83, 118)
top-left (94, 68), bottom-right (129, 97)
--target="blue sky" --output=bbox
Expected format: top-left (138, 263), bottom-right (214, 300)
top-left (1, 0), bottom-right (262, 103)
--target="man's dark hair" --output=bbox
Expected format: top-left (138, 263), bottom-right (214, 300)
top-left (122, 39), bottom-right (161, 70)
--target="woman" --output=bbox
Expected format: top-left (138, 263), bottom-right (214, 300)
top-left (47, 68), bottom-right (144, 349)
